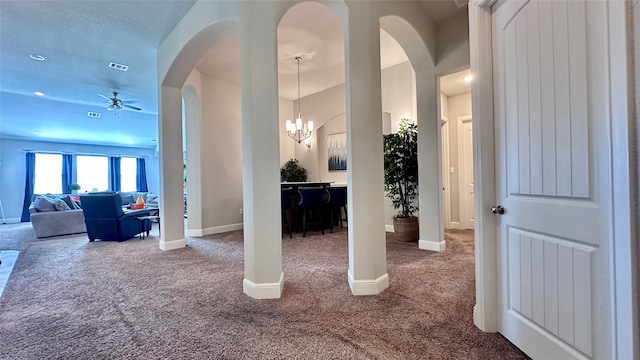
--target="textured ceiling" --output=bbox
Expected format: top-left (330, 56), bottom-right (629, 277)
top-left (0, 0), bottom-right (467, 149)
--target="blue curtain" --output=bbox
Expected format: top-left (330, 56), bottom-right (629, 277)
top-left (61, 154), bottom-right (73, 194)
top-left (109, 156), bottom-right (121, 192)
top-left (136, 158), bottom-right (148, 192)
top-left (20, 152), bottom-right (36, 222)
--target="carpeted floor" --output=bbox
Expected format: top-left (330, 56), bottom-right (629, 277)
top-left (0, 223), bottom-right (528, 359)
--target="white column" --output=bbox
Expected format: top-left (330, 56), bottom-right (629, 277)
top-left (344, 1), bottom-right (388, 295)
top-left (416, 70), bottom-right (445, 252)
top-left (158, 85), bottom-right (186, 251)
top-left (240, 1), bottom-right (283, 299)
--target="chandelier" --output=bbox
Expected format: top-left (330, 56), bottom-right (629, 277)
top-left (285, 56), bottom-right (313, 144)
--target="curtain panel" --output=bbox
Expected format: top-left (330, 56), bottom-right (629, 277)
top-left (62, 154), bottom-right (73, 194)
top-left (108, 156), bottom-right (121, 192)
top-left (136, 158), bottom-right (148, 192)
top-left (20, 152), bottom-right (36, 222)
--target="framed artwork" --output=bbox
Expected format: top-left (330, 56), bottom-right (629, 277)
top-left (328, 132), bottom-right (347, 171)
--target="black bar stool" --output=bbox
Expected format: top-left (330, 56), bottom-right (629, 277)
top-left (281, 187), bottom-right (293, 238)
top-left (328, 186), bottom-right (347, 231)
top-left (297, 186), bottom-right (328, 237)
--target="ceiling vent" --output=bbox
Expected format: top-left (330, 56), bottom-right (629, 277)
top-left (87, 112), bottom-right (101, 118)
top-left (108, 62), bottom-right (129, 72)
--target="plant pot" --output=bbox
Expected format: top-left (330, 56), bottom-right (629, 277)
top-left (393, 216), bottom-right (419, 242)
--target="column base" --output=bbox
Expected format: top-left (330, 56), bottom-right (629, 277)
top-left (419, 239), bottom-right (446, 252)
top-left (243, 272), bottom-right (284, 299)
top-left (159, 238), bottom-right (186, 251)
top-left (348, 270), bottom-right (389, 295)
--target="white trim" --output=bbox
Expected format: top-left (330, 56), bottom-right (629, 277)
top-left (457, 115), bottom-right (473, 230)
top-left (441, 116), bottom-right (453, 229)
top-left (186, 223), bottom-right (243, 237)
top-left (419, 239), bottom-right (446, 252)
top-left (1, 217), bottom-right (21, 224)
top-left (385, 224), bottom-right (395, 233)
top-left (608, 1), bottom-right (638, 357)
top-left (243, 272), bottom-right (284, 299)
top-left (158, 238), bottom-right (186, 251)
top-left (449, 221), bottom-right (462, 230)
top-left (347, 270), bottom-right (389, 296)
top-left (469, 2), bottom-right (499, 333)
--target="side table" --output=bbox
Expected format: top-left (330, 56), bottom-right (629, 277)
top-left (137, 215), bottom-right (160, 239)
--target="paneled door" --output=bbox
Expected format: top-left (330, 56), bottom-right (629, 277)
top-left (493, 1), bottom-right (614, 358)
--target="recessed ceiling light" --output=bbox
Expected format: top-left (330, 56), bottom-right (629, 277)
top-left (33, 130), bottom-right (41, 135)
top-left (151, 139), bottom-right (157, 142)
top-left (463, 75), bottom-right (473, 83)
top-left (34, 91), bottom-right (45, 96)
top-left (29, 54), bottom-right (45, 61)
top-left (128, 139), bottom-right (136, 143)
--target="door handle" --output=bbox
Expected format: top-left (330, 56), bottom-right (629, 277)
top-left (490, 205), bottom-right (505, 215)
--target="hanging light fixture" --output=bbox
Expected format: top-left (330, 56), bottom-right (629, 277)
top-left (285, 56), bottom-right (313, 144)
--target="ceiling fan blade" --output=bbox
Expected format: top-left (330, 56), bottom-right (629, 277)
top-left (98, 93), bottom-right (111, 101)
top-left (124, 104), bottom-right (142, 111)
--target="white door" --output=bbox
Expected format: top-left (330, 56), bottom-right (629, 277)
top-left (493, 1), bottom-right (614, 358)
top-left (459, 117), bottom-right (474, 229)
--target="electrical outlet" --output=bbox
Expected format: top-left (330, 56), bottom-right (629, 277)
top-left (239, 208), bottom-right (243, 215)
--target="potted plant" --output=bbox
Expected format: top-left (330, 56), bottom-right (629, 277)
top-left (383, 117), bottom-right (419, 241)
top-left (69, 183), bottom-right (81, 194)
top-left (280, 158), bottom-right (307, 182)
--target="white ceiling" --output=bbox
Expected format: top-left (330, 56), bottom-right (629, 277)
top-left (0, 0), bottom-right (467, 149)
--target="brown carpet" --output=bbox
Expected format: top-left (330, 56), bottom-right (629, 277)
top-left (0, 223), bottom-right (528, 359)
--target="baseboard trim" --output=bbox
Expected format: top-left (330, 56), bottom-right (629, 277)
top-left (385, 224), bottom-right (394, 232)
top-left (243, 272), bottom-right (284, 299)
top-left (187, 223), bottom-right (243, 237)
top-left (159, 238), bottom-right (186, 251)
top-left (1, 218), bottom-right (21, 224)
top-left (347, 270), bottom-right (389, 295)
top-left (419, 239), bottom-right (446, 252)
top-left (447, 221), bottom-right (462, 230)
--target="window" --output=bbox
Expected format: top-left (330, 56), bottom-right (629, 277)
top-left (77, 156), bottom-right (108, 192)
top-left (121, 157), bottom-right (137, 192)
top-left (34, 153), bottom-right (62, 194)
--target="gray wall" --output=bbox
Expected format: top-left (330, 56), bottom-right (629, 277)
top-left (0, 138), bottom-right (159, 222)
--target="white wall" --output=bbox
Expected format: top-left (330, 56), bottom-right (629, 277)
top-left (198, 73), bottom-right (243, 229)
top-left (381, 61), bottom-right (416, 132)
top-left (0, 138), bottom-right (159, 222)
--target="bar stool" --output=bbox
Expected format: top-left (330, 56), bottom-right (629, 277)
top-left (281, 187), bottom-right (293, 238)
top-left (297, 186), bottom-right (328, 237)
top-left (328, 186), bottom-right (347, 231)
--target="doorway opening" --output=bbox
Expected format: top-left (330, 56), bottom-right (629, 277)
top-left (439, 69), bottom-right (473, 230)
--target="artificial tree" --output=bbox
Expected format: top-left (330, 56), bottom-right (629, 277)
top-left (383, 117), bottom-right (419, 241)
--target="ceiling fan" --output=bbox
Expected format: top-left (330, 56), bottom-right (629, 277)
top-left (98, 91), bottom-right (142, 113)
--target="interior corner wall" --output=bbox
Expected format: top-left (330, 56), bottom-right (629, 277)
top-left (381, 61), bottom-right (416, 132)
top-left (199, 73), bottom-right (243, 229)
top-left (279, 97), bottom-right (295, 166)
top-left (0, 138), bottom-right (159, 222)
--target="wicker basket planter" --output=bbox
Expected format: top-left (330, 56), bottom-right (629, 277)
top-left (393, 216), bottom-right (419, 242)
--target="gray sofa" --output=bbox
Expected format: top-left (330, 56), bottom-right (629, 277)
top-left (29, 194), bottom-right (87, 238)
top-left (28, 192), bottom-right (159, 239)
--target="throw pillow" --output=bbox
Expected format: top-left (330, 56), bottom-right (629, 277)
top-left (33, 197), bottom-right (56, 212)
top-left (61, 195), bottom-right (82, 210)
top-left (61, 195), bottom-right (75, 209)
top-left (120, 194), bottom-right (134, 205)
top-left (52, 198), bottom-right (71, 211)
top-left (146, 193), bottom-right (158, 203)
